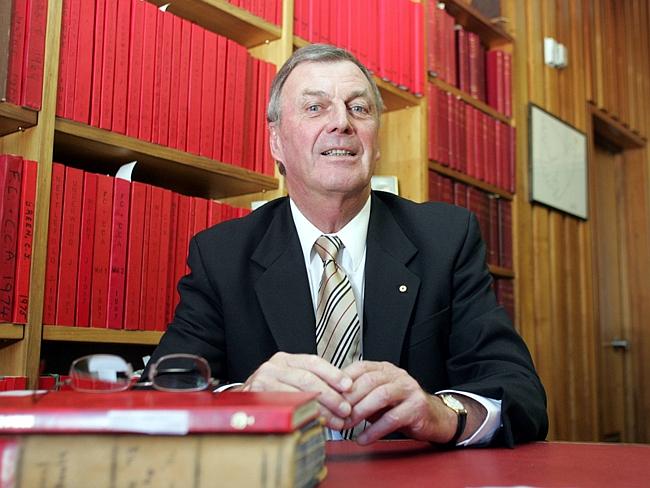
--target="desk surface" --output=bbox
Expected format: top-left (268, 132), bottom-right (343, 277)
top-left (323, 440), bottom-right (650, 487)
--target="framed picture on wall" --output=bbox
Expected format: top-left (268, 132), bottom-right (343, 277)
top-left (529, 103), bottom-right (588, 219)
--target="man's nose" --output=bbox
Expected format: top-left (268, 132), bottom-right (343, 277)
top-left (326, 101), bottom-right (353, 134)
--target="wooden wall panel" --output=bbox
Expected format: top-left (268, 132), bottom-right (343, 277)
top-left (503, 0), bottom-right (650, 442)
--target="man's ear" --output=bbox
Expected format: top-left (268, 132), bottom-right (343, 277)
top-left (269, 123), bottom-right (283, 163)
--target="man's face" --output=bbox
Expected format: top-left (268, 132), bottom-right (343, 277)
top-left (269, 60), bottom-right (381, 202)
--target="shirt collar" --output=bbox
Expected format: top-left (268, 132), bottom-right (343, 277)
top-left (290, 196), bottom-right (371, 272)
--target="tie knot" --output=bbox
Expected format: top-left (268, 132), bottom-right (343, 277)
top-left (314, 235), bottom-right (343, 264)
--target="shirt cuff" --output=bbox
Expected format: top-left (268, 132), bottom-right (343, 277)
top-left (213, 382), bottom-right (244, 393)
top-left (435, 389), bottom-right (502, 447)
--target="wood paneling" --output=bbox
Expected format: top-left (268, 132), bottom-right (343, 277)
top-left (503, 0), bottom-right (650, 442)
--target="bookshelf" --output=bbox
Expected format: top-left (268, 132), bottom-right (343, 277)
top-left (0, 103), bottom-right (38, 136)
top-left (0, 0), bottom-right (519, 385)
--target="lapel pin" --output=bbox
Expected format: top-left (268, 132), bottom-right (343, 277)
top-left (398, 285), bottom-right (407, 293)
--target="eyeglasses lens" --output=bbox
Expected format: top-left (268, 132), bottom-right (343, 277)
top-left (69, 354), bottom-right (134, 392)
top-left (151, 356), bottom-right (210, 391)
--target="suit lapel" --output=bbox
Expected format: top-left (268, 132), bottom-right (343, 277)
top-left (363, 194), bottom-right (420, 364)
top-left (251, 200), bottom-right (317, 354)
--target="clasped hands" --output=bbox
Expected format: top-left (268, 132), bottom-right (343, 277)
top-left (240, 352), bottom-right (459, 445)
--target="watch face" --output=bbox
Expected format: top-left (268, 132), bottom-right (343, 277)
top-left (442, 395), bottom-right (466, 412)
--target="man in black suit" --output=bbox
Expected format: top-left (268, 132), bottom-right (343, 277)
top-left (148, 44), bottom-right (547, 447)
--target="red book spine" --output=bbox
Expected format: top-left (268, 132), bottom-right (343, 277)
top-left (253, 62), bottom-right (266, 173)
top-left (243, 59), bottom-right (259, 171)
top-left (504, 52), bottom-right (512, 118)
top-left (137, 183), bottom-right (151, 330)
top-left (150, 9), bottom-right (164, 144)
top-left (56, 0), bottom-right (71, 116)
top-left (142, 185), bottom-right (162, 331)
top-left (171, 193), bottom-right (191, 314)
top-left (186, 23), bottom-right (204, 155)
top-left (111, 0), bottom-right (131, 134)
top-left (175, 18), bottom-right (192, 152)
top-left (456, 26), bottom-right (469, 94)
top-left (262, 64), bottom-right (275, 176)
top-left (465, 104), bottom-right (475, 178)
top-left (167, 15), bottom-right (182, 149)
top-left (125, 0), bottom-right (144, 138)
top-left (192, 196), bottom-right (208, 237)
top-left (43, 162), bottom-right (65, 324)
top-left (6, 0), bottom-right (28, 104)
top-left (63, 0), bottom-right (81, 119)
top-left (479, 111), bottom-right (488, 182)
top-left (458, 99), bottom-right (466, 174)
top-left (13, 159), bottom-right (37, 325)
top-left (89, 0), bottom-right (106, 126)
top-left (73, 0), bottom-right (96, 123)
top-left (165, 192), bottom-right (179, 324)
top-left (445, 10), bottom-right (456, 86)
top-left (453, 181), bottom-right (468, 208)
top-left (21, 0), bottom-right (48, 109)
top-left (106, 178), bottom-right (130, 329)
top-left (55, 166), bottom-right (84, 327)
top-left (99, 0), bottom-right (118, 130)
top-left (154, 189), bottom-right (172, 330)
top-left (212, 35), bottom-right (227, 161)
top-left (123, 182), bottom-right (147, 330)
top-left (487, 195), bottom-right (498, 265)
top-left (486, 50), bottom-right (498, 111)
top-left (155, 11), bottom-right (173, 146)
top-left (231, 43), bottom-right (249, 167)
top-left (221, 40), bottom-right (238, 164)
top-left (467, 32), bottom-right (479, 99)
top-left (439, 175), bottom-right (453, 204)
top-left (412, 0), bottom-right (424, 96)
top-left (138, 1), bottom-right (157, 142)
top-left (509, 126), bottom-right (516, 193)
top-left (0, 155), bottom-right (23, 322)
top-left (75, 172), bottom-right (97, 328)
top-left (495, 121), bottom-right (503, 189)
top-left (498, 199), bottom-right (513, 269)
top-left (89, 174), bottom-right (114, 328)
top-left (199, 30), bottom-right (218, 158)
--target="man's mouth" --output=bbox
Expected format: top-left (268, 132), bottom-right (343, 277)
top-left (321, 149), bottom-right (356, 156)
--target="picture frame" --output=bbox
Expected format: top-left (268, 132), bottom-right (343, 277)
top-left (529, 103), bottom-right (588, 219)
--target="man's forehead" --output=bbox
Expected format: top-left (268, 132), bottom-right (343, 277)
top-left (285, 60), bottom-right (371, 92)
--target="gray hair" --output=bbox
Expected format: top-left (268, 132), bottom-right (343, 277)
top-left (266, 44), bottom-right (385, 124)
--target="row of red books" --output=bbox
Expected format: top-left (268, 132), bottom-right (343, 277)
top-left (429, 171), bottom-right (513, 270)
top-left (427, 1), bottom-right (512, 117)
top-left (294, 0), bottom-right (424, 96)
top-left (493, 278), bottom-right (515, 323)
top-left (57, 0), bottom-right (276, 176)
top-left (0, 0), bottom-right (48, 109)
top-left (0, 155), bottom-right (37, 325)
top-left (0, 375), bottom-right (72, 391)
top-left (428, 83), bottom-right (515, 193)
top-left (43, 162), bottom-right (251, 331)
top-left (225, 0), bottom-right (282, 25)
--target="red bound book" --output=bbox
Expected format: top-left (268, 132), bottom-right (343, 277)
top-left (123, 181), bottom-right (147, 330)
top-left (465, 104), bottom-right (475, 178)
top-left (105, 178), bottom-right (130, 329)
top-left (89, 0), bottom-right (106, 126)
top-left (508, 126), bottom-right (516, 193)
top-left (73, 0), bottom-right (96, 123)
top-left (21, 0), bottom-right (48, 109)
top-left (427, 172), bottom-right (439, 201)
top-left (478, 43), bottom-right (487, 102)
top-left (138, 1), bottom-right (157, 142)
top-left (154, 189), bottom-right (172, 330)
top-left (396, 1), bottom-right (409, 90)
top-left (142, 185), bottom-right (162, 331)
top-left (262, 63), bottom-right (275, 176)
top-left (12, 159), bottom-right (37, 325)
top-left (495, 121), bottom-right (503, 189)
top-left (155, 11), bottom-right (173, 146)
top-left (186, 23), bottom-right (204, 155)
top-left (167, 15), bottom-right (182, 149)
top-left (199, 30), bottom-right (218, 158)
top-left (230, 45), bottom-right (249, 167)
top-left (0, 391), bottom-right (319, 435)
top-left (488, 117), bottom-right (497, 186)
top-left (487, 195), bottom-right (499, 265)
top-left (89, 174), bottom-right (114, 328)
top-left (498, 198), bottom-right (513, 269)
top-left (446, 10), bottom-right (456, 86)
top-left (55, 166), bottom-right (84, 327)
top-left (99, 0), bottom-right (118, 130)
top-left (486, 50), bottom-right (504, 114)
top-left (125, 0), bottom-right (144, 138)
top-left (439, 175), bottom-right (454, 204)
top-left (175, 18), bottom-right (192, 152)
top-left (504, 52), bottom-right (512, 118)
top-left (446, 93), bottom-right (454, 168)
top-left (42, 162), bottom-right (65, 325)
top-left (170, 193), bottom-right (191, 313)
top-left (458, 99), bottom-right (466, 174)
top-left (221, 40), bottom-right (238, 164)
top-left (453, 181), bottom-right (467, 208)
top-left (436, 90), bottom-right (448, 165)
top-left (150, 9), bottom-right (164, 144)
top-left (165, 192), bottom-right (179, 324)
top-left (241, 58), bottom-right (258, 170)
top-left (376, 0), bottom-right (388, 80)
top-left (75, 171), bottom-right (97, 328)
top-left (456, 26), bottom-right (469, 94)
top-left (0, 155), bottom-right (23, 322)
top-left (191, 196), bottom-right (208, 238)
top-left (6, 0), bottom-right (27, 105)
top-left (252, 61), bottom-right (265, 173)
top-left (208, 200), bottom-right (223, 227)
top-left (467, 31), bottom-right (480, 99)
top-left (62, 0), bottom-right (80, 119)
top-left (212, 35), bottom-right (227, 161)
top-left (412, 0), bottom-right (423, 95)
top-left (137, 183), bottom-right (152, 330)
top-left (478, 111), bottom-right (488, 182)
top-left (318, 0), bottom-right (329, 44)
top-left (111, 0), bottom-right (131, 135)
top-left (426, 0), bottom-right (434, 75)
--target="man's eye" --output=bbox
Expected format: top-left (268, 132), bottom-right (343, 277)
top-left (350, 105), bottom-right (369, 114)
top-left (307, 105), bottom-right (321, 112)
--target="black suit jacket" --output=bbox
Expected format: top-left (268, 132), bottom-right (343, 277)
top-left (150, 191), bottom-right (548, 446)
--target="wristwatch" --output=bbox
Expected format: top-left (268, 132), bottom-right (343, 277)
top-left (437, 394), bottom-right (467, 447)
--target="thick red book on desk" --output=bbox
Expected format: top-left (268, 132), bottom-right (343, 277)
top-left (0, 390), bottom-right (319, 435)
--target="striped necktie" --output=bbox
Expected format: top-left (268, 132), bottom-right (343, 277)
top-left (314, 235), bottom-right (361, 370)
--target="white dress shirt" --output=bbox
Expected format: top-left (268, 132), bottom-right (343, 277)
top-left (289, 197), bottom-right (501, 446)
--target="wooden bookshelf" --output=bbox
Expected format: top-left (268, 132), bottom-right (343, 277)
top-left (54, 118), bottom-right (279, 199)
top-left (429, 76), bottom-right (512, 125)
top-left (147, 0), bottom-right (282, 48)
top-left (429, 160), bottom-right (514, 199)
top-left (439, 0), bottom-right (514, 48)
top-left (42, 326), bottom-right (164, 345)
top-left (293, 35), bottom-right (421, 112)
top-left (0, 324), bottom-right (24, 341)
top-left (0, 102), bottom-right (38, 136)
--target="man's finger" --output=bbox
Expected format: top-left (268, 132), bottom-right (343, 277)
top-left (284, 353), bottom-right (353, 392)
